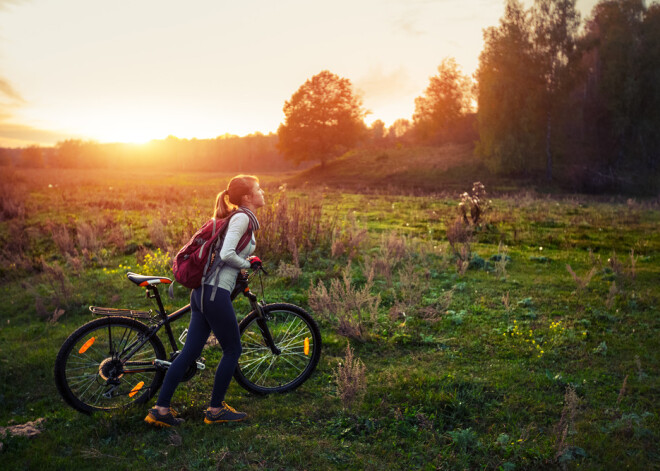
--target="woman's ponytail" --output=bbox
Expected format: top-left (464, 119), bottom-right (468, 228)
top-left (213, 190), bottom-right (236, 219)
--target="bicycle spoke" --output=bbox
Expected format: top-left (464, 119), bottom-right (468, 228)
top-left (235, 306), bottom-right (321, 394)
top-left (57, 317), bottom-right (165, 412)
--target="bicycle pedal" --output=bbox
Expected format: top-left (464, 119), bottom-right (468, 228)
top-left (196, 358), bottom-right (206, 370)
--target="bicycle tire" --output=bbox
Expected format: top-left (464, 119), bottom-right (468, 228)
top-left (54, 316), bottom-right (166, 414)
top-left (234, 303), bottom-right (322, 394)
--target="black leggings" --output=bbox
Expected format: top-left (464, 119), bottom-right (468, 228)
top-left (156, 286), bottom-right (241, 408)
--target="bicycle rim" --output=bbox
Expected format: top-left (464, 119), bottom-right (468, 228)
top-left (56, 317), bottom-right (165, 413)
top-left (236, 304), bottom-right (321, 394)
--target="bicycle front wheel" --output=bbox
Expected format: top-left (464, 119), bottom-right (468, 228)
top-left (235, 303), bottom-right (321, 394)
top-left (54, 316), bottom-right (166, 414)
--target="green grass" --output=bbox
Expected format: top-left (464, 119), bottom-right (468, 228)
top-left (1, 167), bottom-right (659, 470)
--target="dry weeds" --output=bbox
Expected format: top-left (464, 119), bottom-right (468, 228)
top-left (494, 242), bottom-right (509, 278)
top-left (307, 263), bottom-right (380, 341)
top-left (333, 342), bottom-right (367, 411)
top-left (566, 264), bottom-right (597, 292)
top-left (606, 281), bottom-right (618, 310)
top-left (331, 212), bottom-right (368, 259)
top-left (555, 385), bottom-right (580, 461)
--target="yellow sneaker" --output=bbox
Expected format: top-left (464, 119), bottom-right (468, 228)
top-left (204, 402), bottom-right (247, 424)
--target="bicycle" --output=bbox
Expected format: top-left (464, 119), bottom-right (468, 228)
top-left (54, 266), bottom-right (322, 414)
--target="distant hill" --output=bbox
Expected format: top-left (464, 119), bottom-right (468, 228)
top-left (285, 143), bottom-right (493, 194)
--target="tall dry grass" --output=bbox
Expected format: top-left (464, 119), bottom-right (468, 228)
top-left (0, 170), bottom-right (27, 221)
top-left (333, 342), bottom-right (367, 411)
top-left (360, 231), bottom-right (409, 286)
top-left (258, 190), bottom-right (333, 262)
top-left (446, 217), bottom-right (472, 264)
top-left (308, 263), bottom-right (380, 341)
top-left (331, 211), bottom-right (368, 259)
top-left (554, 385), bottom-right (580, 463)
top-left (51, 224), bottom-right (75, 256)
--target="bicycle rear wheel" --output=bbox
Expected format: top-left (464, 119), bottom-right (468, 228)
top-left (54, 316), bottom-right (166, 414)
top-left (234, 303), bottom-right (321, 394)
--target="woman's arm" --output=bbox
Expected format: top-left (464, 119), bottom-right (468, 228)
top-left (219, 212), bottom-right (252, 269)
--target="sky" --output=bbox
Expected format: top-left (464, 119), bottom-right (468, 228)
top-left (0, 0), bottom-right (599, 147)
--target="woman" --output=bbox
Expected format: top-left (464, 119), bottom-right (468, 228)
top-left (145, 175), bottom-right (265, 427)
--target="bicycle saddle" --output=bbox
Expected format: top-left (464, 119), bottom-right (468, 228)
top-left (127, 272), bottom-right (172, 287)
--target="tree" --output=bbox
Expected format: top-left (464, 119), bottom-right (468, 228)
top-left (413, 57), bottom-right (473, 144)
top-left (476, 0), bottom-right (544, 175)
top-left (368, 119), bottom-right (387, 147)
top-left (531, 0), bottom-right (581, 181)
top-left (575, 0), bottom-right (659, 189)
top-left (278, 70), bottom-right (367, 167)
top-left (388, 119), bottom-right (412, 143)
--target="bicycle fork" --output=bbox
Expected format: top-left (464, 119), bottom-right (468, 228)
top-left (250, 299), bottom-right (281, 356)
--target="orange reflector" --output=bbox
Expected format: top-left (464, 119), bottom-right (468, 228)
top-left (129, 381), bottom-right (145, 398)
top-left (304, 337), bottom-right (310, 356)
top-left (79, 337), bottom-right (96, 354)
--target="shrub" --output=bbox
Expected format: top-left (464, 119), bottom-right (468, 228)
top-left (333, 342), bottom-right (367, 411)
top-left (308, 263), bottom-right (380, 341)
top-left (0, 180), bottom-right (26, 221)
top-left (458, 181), bottom-right (491, 225)
top-left (331, 212), bottom-right (368, 259)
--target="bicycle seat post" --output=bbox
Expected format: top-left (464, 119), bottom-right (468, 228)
top-left (146, 286), bottom-right (167, 320)
top-left (146, 285), bottom-right (180, 351)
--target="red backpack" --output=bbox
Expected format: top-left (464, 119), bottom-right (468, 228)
top-left (172, 211), bottom-right (252, 289)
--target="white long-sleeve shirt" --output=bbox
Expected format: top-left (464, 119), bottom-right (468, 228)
top-left (205, 211), bottom-right (256, 293)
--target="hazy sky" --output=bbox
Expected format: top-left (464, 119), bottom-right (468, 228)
top-left (0, 0), bottom-right (599, 147)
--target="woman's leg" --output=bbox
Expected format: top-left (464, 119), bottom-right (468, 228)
top-left (201, 288), bottom-right (242, 408)
top-left (155, 288), bottom-right (211, 408)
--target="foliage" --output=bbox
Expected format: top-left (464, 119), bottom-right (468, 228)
top-left (531, 0), bottom-right (581, 181)
top-left (475, 0), bottom-right (659, 193)
top-left (476, 0), bottom-right (544, 175)
top-left (412, 57), bottom-right (474, 144)
top-left (277, 70), bottom-right (367, 167)
top-left (572, 0), bottom-right (660, 191)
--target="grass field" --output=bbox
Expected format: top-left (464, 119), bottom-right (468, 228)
top-left (0, 165), bottom-right (658, 470)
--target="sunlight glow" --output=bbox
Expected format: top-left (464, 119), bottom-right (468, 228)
top-left (0, 0), bottom-right (602, 147)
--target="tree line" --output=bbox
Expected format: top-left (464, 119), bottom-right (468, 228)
top-left (1, 133), bottom-right (302, 173)
top-left (3, 0), bottom-right (658, 193)
top-left (476, 0), bottom-right (660, 192)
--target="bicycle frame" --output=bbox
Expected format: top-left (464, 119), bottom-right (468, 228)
top-left (109, 269), bottom-right (280, 369)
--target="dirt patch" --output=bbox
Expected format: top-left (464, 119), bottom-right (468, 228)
top-left (0, 418), bottom-right (46, 440)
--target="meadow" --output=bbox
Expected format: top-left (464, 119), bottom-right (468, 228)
top-left (0, 166), bottom-right (658, 470)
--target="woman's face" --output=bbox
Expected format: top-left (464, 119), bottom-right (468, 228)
top-left (243, 181), bottom-right (265, 209)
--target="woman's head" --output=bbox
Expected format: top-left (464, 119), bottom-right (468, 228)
top-left (214, 175), bottom-right (264, 219)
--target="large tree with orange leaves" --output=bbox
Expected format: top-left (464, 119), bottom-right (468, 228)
top-left (278, 70), bottom-right (367, 167)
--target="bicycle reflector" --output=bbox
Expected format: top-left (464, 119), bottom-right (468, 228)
top-left (129, 381), bottom-right (145, 398)
top-left (79, 337), bottom-right (96, 354)
top-left (304, 337), bottom-right (310, 356)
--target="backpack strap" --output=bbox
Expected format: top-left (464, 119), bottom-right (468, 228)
top-left (206, 210), bottom-right (254, 306)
